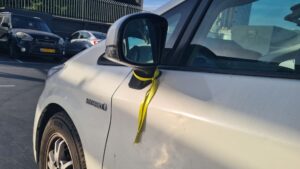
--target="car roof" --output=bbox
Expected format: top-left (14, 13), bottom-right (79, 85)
top-left (0, 12), bottom-right (42, 20)
top-left (90, 31), bottom-right (106, 35)
top-left (74, 30), bottom-right (91, 33)
top-left (76, 30), bottom-right (103, 32)
top-left (154, 0), bottom-right (186, 15)
top-left (72, 30), bottom-right (88, 35)
top-left (12, 14), bottom-right (43, 21)
top-left (74, 30), bottom-right (105, 35)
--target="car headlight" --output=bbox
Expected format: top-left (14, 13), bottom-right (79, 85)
top-left (47, 64), bottom-right (65, 79)
top-left (15, 32), bottom-right (33, 41)
top-left (58, 38), bottom-right (64, 45)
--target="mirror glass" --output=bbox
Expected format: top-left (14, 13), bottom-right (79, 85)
top-left (122, 18), bottom-right (156, 64)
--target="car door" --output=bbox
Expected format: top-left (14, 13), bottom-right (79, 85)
top-left (0, 15), bottom-right (5, 48)
top-left (0, 15), bottom-right (4, 37)
top-left (103, 0), bottom-right (300, 169)
top-left (0, 15), bottom-right (10, 48)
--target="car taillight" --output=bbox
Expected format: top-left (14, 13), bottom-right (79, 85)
top-left (91, 39), bottom-right (99, 45)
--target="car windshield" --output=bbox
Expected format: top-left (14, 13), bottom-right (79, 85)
top-left (12, 15), bottom-right (52, 32)
top-left (92, 32), bottom-right (106, 39)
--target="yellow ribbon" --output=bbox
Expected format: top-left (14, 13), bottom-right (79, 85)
top-left (133, 68), bottom-right (160, 143)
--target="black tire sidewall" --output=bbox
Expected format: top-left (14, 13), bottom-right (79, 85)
top-left (9, 42), bottom-right (19, 59)
top-left (39, 112), bottom-right (86, 169)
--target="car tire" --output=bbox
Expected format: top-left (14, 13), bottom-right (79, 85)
top-left (38, 112), bottom-right (87, 169)
top-left (9, 43), bottom-right (20, 59)
top-left (53, 56), bottom-right (66, 63)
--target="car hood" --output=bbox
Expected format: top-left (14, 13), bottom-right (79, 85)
top-left (11, 29), bottom-right (62, 39)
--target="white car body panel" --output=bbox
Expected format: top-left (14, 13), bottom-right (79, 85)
top-left (104, 70), bottom-right (300, 169)
top-left (33, 1), bottom-right (179, 166)
top-left (33, 42), bottom-right (131, 169)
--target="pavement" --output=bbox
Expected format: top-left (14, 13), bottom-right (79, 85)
top-left (0, 54), bottom-right (59, 169)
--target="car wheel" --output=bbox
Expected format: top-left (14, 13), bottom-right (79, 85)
top-left (9, 43), bottom-right (20, 59)
top-left (9, 43), bottom-right (21, 59)
top-left (53, 57), bottom-right (63, 63)
top-left (39, 112), bottom-right (86, 169)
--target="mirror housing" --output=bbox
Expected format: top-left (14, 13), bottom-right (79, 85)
top-left (104, 12), bottom-right (168, 70)
top-left (1, 22), bottom-right (10, 28)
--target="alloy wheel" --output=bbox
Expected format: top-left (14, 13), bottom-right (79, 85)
top-left (46, 134), bottom-right (73, 169)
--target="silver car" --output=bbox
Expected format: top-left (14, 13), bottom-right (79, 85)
top-left (65, 30), bottom-right (106, 57)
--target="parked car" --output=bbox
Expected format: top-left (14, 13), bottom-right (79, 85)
top-left (64, 30), bottom-right (106, 57)
top-left (0, 12), bottom-right (64, 59)
top-left (33, 0), bottom-right (300, 169)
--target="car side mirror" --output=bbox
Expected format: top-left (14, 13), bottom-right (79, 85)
top-left (104, 13), bottom-right (168, 70)
top-left (1, 23), bottom-right (10, 28)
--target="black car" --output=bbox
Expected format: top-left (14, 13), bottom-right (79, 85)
top-left (65, 30), bottom-right (106, 57)
top-left (0, 12), bottom-right (64, 59)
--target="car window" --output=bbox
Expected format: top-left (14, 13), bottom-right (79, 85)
top-left (183, 0), bottom-right (300, 78)
top-left (164, 12), bottom-right (181, 47)
top-left (71, 32), bottom-right (80, 40)
top-left (162, 1), bottom-right (195, 49)
top-left (92, 32), bottom-right (106, 39)
top-left (80, 32), bottom-right (91, 39)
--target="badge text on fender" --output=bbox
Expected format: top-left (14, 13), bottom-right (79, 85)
top-left (86, 98), bottom-right (107, 111)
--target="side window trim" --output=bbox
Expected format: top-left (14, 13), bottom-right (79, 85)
top-left (165, 0), bottom-right (213, 66)
top-left (159, 0), bottom-right (204, 65)
top-left (158, 65), bottom-right (300, 80)
top-left (162, 0), bottom-right (198, 48)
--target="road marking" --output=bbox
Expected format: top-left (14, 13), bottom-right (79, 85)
top-left (0, 85), bottom-right (16, 88)
top-left (15, 59), bottom-right (24, 63)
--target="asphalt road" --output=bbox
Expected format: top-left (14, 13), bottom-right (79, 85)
top-left (0, 54), bottom-right (59, 169)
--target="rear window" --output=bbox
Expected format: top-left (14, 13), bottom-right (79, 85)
top-left (92, 32), bottom-right (106, 39)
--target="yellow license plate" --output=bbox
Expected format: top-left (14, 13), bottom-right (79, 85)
top-left (40, 48), bottom-right (56, 53)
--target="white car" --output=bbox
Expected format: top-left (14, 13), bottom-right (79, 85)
top-left (33, 0), bottom-right (300, 169)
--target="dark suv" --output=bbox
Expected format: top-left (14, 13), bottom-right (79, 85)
top-left (0, 12), bottom-right (64, 59)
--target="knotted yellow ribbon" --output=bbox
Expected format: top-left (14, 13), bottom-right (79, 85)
top-left (133, 68), bottom-right (160, 143)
